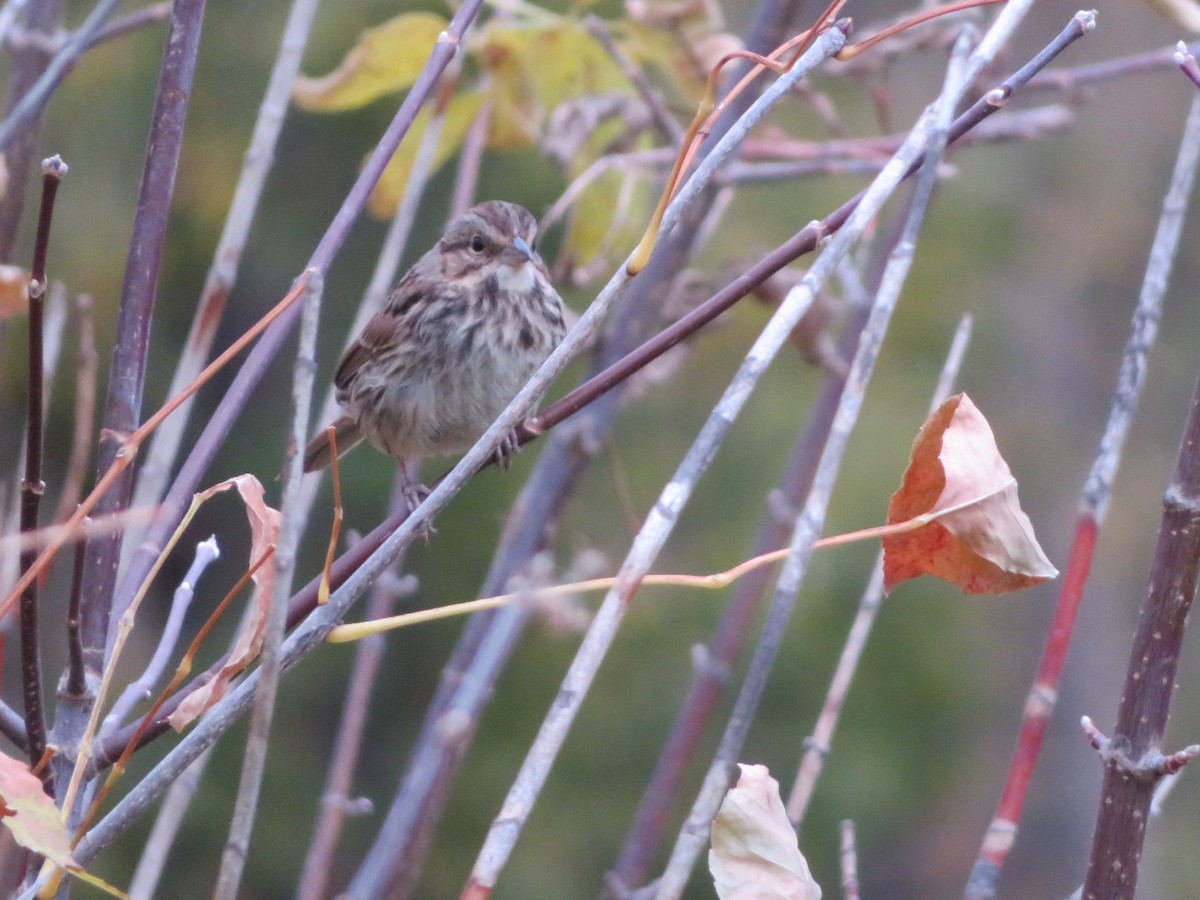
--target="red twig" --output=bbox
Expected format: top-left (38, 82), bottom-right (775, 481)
top-left (965, 83), bottom-right (1200, 900)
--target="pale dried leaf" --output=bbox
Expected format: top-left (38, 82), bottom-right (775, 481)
top-left (168, 475), bottom-right (279, 730)
top-left (883, 394), bottom-right (1058, 594)
top-left (709, 764), bottom-right (822, 900)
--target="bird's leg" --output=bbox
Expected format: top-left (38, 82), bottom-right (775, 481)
top-left (397, 459), bottom-right (435, 538)
top-left (495, 428), bottom-right (523, 471)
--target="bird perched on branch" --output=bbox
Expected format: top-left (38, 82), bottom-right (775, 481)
top-left (303, 201), bottom-right (566, 507)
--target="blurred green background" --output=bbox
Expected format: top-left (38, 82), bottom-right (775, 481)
top-left (2, 0), bottom-right (1200, 897)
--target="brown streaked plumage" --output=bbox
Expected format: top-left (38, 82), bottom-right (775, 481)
top-left (303, 201), bottom-right (566, 504)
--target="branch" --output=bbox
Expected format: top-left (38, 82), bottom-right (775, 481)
top-left (75, 0), bottom-right (209, 667)
top-left (213, 270), bottom-right (324, 900)
top-left (0, 0), bottom-right (121, 153)
top-left (965, 76), bottom-right (1200, 900)
top-left (649, 25), bottom-right (975, 897)
top-left (0, 0), bottom-right (63, 261)
top-left (18, 155), bottom-right (65, 774)
top-left (124, 0), bottom-right (322, 568)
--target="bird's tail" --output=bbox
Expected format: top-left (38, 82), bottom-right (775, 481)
top-left (303, 416), bottom-right (364, 472)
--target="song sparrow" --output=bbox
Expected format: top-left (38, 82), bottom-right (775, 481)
top-left (303, 201), bottom-right (566, 503)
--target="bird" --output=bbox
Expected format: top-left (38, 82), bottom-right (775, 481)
top-left (303, 201), bottom-right (566, 508)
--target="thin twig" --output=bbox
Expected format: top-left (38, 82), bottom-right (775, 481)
top-left (840, 820), bottom-right (860, 900)
top-left (127, 747), bottom-right (212, 900)
top-left (1080, 375), bottom-right (1200, 896)
top-left (65, 527), bottom-right (88, 698)
top-left (213, 270), bottom-right (323, 900)
top-left (103, 537), bottom-right (220, 734)
top-left (967, 80), bottom-right (1200, 900)
top-left (786, 314), bottom-right (973, 825)
top-left (450, 100), bottom-right (492, 219)
top-left (123, 0), bottom-right (323, 574)
top-left (0, 0), bottom-right (120, 153)
top-left (85, 2), bottom-right (171, 49)
top-left (650, 21), bottom-right (983, 898)
top-left (296, 482), bottom-right (415, 900)
top-left (53, 294), bottom-right (97, 525)
top-left (585, 15), bottom-right (685, 145)
top-left (1177, 41), bottom-right (1200, 91)
top-left (18, 155), bottom-right (65, 774)
top-left (0, 0), bottom-right (64, 261)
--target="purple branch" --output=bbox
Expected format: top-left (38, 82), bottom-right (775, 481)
top-left (1080, 369), bottom-right (1200, 895)
top-left (76, 0), bottom-right (209, 663)
top-left (18, 156), bottom-right (65, 775)
top-left (65, 526), bottom-right (88, 698)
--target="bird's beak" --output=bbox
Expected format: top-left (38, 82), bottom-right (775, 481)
top-left (502, 236), bottom-right (535, 266)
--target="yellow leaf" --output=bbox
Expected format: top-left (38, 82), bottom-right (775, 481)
top-left (475, 19), bottom-right (631, 138)
top-left (564, 163), bottom-right (653, 271)
top-left (293, 12), bottom-right (449, 111)
top-left (1143, 0), bottom-right (1200, 31)
top-left (367, 93), bottom-right (486, 218)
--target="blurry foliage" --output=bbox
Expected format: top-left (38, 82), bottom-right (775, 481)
top-left (0, 0), bottom-right (1198, 898)
top-left (292, 1), bottom-right (738, 272)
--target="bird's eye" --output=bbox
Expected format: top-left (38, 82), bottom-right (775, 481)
top-left (470, 234), bottom-right (487, 253)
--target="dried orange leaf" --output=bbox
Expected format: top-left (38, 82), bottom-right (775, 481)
top-left (709, 764), bottom-right (822, 900)
top-left (293, 12), bottom-right (449, 111)
top-left (883, 393), bottom-right (1057, 594)
top-left (168, 475), bottom-right (280, 730)
top-left (0, 265), bottom-right (29, 320)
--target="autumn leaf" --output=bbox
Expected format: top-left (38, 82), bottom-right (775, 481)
top-left (883, 393), bottom-right (1058, 594)
top-left (0, 264), bottom-right (29, 320)
top-left (0, 755), bottom-right (73, 868)
top-left (293, 12), bottom-right (449, 111)
top-left (168, 475), bottom-right (280, 730)
top-left (709, 764), bottom-right (822, 900)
